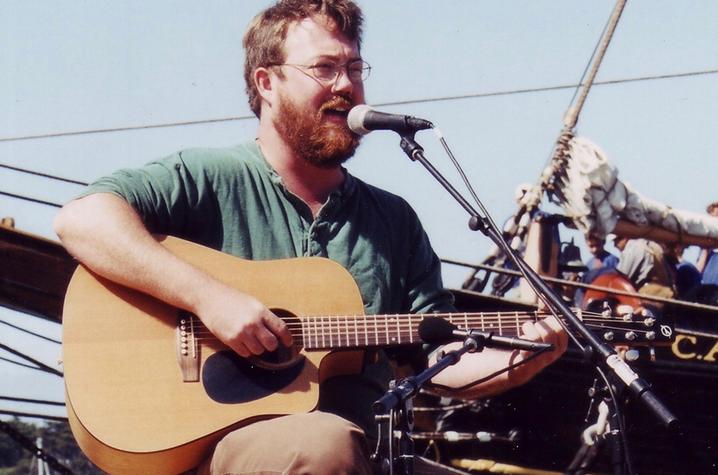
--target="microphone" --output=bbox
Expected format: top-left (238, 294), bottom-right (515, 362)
top-left (418, 317), bottom-right (554, 352)
top-left (347, 104), bottom-right (433, 136)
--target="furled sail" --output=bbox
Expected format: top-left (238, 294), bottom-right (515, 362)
top-left (553, 136), bottom-right (718, 247)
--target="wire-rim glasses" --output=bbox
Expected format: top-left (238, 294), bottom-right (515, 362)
top-left (269, 59), bottom-right (371, 84)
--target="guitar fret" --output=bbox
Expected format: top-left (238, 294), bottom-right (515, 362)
top-left (464, 312), bottom-right (469, 331)
top-left (306, 317), bottom-right (312, 349)
top-left (374, 317), bottom-right (379, 345)
top-left (408, 314), bottom-right (413, 343)
top-left (498, 312), bottom-right (502, 335)
top-left (396, 315), bottom-right (401, 344)
top-left (344, 317), bottom-right (349, 348)
top-left (364, 316), bottom-right (369, 346)
top-left (354, 317), bottom-right (359, 347)
top-left (384, 316), bottom-right (389, 346)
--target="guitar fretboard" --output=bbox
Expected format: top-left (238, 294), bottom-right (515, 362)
top-left (299, 311), bottom-right (537, 350)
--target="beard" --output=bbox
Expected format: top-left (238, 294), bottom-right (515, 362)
top-left (273, 92), bottom-right (361, 168)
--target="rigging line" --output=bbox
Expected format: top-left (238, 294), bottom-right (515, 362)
top-left (0, 410), bottom-right (68, 423)
top-left (0, 395), bottom-right (65, 407)
top-left (566, 3), bottom-right (613, 115)
top-left (0, 319), bottom-right (62, 345)
top-left (1, 68), bottom-right (716, 144)
top-left (0, 189), bottom-right (63, 208)
top-left (564, 0), bottom-right (628, 130)
top-left (0, 341), bottom-right (63, 377)
top-left (442, 256), bottom-right (718, 313)
top-left (0, 162), bottom-right (88, 186)
top-left (0, 355), bottom-right (44, 371)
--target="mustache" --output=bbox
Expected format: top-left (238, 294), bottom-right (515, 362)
top-left (319, 96), bottom-right (355, 114)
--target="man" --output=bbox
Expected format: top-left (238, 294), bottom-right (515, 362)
top-left (584, 232), bottom-right (619, 271)
top-left (615, 237), bottom-right (676, 300)
top-left (54, 1), bottom-right (567, 473)
top-left (696, 201), bottom-right (718, 304)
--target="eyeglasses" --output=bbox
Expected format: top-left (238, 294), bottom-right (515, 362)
top-left (269, 59), bottom-right (371, 84)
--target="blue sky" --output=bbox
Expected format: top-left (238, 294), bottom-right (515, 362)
top-left (1, 1), bottom-right (716, 422)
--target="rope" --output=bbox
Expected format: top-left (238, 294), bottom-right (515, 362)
top-left (564, 0), bottom-right (628, 130)
top-left (477, 0), bottom-right (629, 296)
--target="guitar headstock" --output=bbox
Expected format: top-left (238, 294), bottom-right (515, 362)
top-left (580, 303), bottom-right (674, 346)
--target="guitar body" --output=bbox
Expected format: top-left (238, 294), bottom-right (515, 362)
top-left (62, 236), bottom-right (366, 474)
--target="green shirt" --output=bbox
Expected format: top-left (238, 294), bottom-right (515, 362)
top-left (83, 140), bottom-right (454, 433)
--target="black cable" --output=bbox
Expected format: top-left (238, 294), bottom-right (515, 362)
top-left (596, 366), bottom-right (635, 475)
top-left (426, 346), bottom-right (552, 392)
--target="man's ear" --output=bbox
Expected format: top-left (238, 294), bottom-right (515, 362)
top-left (254, 67), bottom-right (275, 106)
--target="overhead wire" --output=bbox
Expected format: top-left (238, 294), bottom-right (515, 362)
top-left (0, 68), bottom-right (714, 145)
top-left (1, 67), bottom-right (715, 211)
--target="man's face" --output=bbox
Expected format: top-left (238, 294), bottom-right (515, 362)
top-left (586, 235), bottom-right (603, 255)
top-left (272, 16), bottom-right (365, 168)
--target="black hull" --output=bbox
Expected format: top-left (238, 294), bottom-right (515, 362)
top-left (437, 289), bottom-right (718, 474)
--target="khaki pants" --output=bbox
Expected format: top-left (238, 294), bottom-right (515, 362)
top-left (197, 412), bottom-right (373, 475)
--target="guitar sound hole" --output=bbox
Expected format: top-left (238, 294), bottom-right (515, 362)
top-left (250, 310), bottom-right (304, 370)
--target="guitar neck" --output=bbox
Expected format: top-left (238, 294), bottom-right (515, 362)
top-left (299, 311), bottom-right (536, 350)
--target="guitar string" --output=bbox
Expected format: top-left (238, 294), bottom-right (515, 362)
top-left (181, 311), bottom-right (661, 345)
top-left (180, 312), bottom-right (654, 332)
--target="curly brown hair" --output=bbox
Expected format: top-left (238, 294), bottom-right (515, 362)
top-left (243, 0), bottom-right (364, 117)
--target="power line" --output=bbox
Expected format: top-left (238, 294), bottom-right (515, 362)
top-left (0, 68), bottom-right (715, 144)
top-left (0, 115), bottom-right (254, 143)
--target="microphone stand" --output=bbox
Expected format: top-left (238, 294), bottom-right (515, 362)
top-left (393, 131), bottom-right (678, 475)
top-left (372, 327), bottom-right (530, 475)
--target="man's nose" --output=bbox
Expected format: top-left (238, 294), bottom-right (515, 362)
top-left (331, 67), bottom-right (355, 95)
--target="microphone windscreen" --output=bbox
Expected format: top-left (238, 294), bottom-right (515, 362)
top-left (347, 104), bottom-right (371, 135)
top-left (418, 317), bottom-right (458, 344)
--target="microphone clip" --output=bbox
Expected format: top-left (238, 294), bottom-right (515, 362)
top-left (462, 329), bottom-right (554, 353)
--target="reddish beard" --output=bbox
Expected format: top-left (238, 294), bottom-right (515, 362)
top-left (274, 93), bottom-right (361, 168)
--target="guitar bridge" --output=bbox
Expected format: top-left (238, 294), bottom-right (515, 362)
top-left (176, 311), bottom-right (200, 382)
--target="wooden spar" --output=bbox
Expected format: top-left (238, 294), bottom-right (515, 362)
top-left (614, 219), bottom-right (718, 248)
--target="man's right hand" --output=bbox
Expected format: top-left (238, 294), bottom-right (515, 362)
top-left (197, 285), bottom-right (294, 358)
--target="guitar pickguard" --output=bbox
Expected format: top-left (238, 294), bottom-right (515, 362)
top-left (202, 351), bottom-right (306, 404)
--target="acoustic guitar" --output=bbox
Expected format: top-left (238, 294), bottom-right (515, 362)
top-left (62, 236), bottom-right (672, 474)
